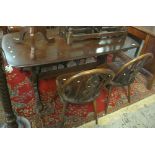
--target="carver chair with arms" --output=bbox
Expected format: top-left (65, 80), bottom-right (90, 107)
top-left (56, 68), bottom-right (115, 127)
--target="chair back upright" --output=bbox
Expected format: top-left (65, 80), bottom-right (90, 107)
top-left (114, 53), bottom-right (153, 86)
top-left (57, 68), bottom-right (114, 104)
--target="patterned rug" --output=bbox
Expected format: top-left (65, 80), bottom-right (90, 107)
top-left (0, 64), bottom-right (155, 128)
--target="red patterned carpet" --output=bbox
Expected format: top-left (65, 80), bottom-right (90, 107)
top-left (0, 66), bottom-right (155, 128)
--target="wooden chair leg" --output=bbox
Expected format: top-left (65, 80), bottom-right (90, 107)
top-left (93, 100), bottom-right (98, 124)
top-left (147, 77), bottom-right (155, 90)
top-left (61, 102), bottom-right (68, 127)
top-left (127, 84), bottom-right (131, 103)
top-left (50, 91), bottom-right (58, 112)
top-left (105, 86), bottom-right (112, 114)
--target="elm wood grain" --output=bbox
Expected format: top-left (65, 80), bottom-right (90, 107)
top-left (2, 32), bottom-right (139, 68)
top-left (18, 26), bottom-right (55, 43)
top-left (18, 27), bottom-right (55, 60)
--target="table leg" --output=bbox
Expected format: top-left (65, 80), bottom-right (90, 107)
top-left (30, 67), bottom-right (54, 115)
top-left (30, 67), bottom-right (43, 113)
top-left (97, 55), bottom-right (107, 65)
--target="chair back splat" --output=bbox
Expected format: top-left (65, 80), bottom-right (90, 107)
top-left (114, 53), bottom-right (153, 86)
top-left (56, 68), bottom-right (114, 104)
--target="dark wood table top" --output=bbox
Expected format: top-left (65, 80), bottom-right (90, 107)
top-left (1, 31), bottom-right (139, 68)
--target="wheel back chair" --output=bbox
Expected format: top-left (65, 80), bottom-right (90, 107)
top-left (55, 68), bottom-right (115, 126)
top-left (102, 53), bottom-right (153, 113)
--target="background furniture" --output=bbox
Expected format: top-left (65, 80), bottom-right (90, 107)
top-left (61, 26), bottom-right (127, 45)
top-left (128, 26), bottom-right (155, 89)
top-left (56, 68), bottom-right (114, 126)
